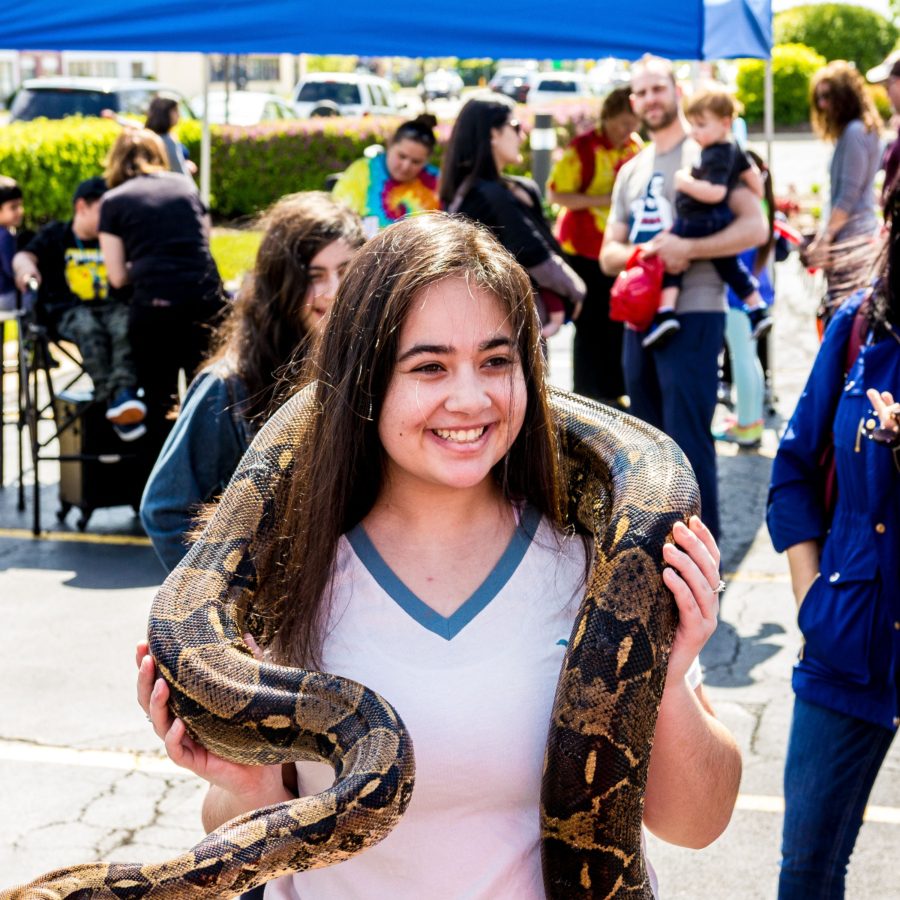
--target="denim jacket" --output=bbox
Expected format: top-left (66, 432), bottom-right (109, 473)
top-left (767, 291), bottom-right (900, 730)
top-left (140, 361), bottom-right (252, 572)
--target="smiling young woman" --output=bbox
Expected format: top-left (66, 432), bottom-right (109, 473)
top-left (138, 213), bottom-right (739, 900)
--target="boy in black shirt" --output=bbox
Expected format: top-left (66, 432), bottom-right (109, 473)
top-left (643, 88), bottom-right (772, 349)
top-left (13, 177), bottom-right (146, 440)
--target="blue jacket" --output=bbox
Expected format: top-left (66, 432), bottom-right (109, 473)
top-left (767, 291), bottom-right (900, 730)
top-left (140, 362), bottom-right (252, 571)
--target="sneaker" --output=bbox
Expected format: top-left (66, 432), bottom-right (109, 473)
top-left (113, 420), bottom-right (147, 442)
top-left (642, 311), bottom-right (681, 349)
top-left (106, 388), bottom-right (146, 425)
top-left (746, 306), bottom-right (773, 341)
top-left (712, 419), bottom-right (763, 448)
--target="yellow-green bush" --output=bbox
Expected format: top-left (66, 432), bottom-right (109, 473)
top-left (0, 110), bottom-right (574, 225)
top-left (0, 118), bottom-right (121, 224)
top-left (736, 43), bottom-right (826, 125)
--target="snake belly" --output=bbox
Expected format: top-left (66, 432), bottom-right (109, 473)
top-left (2, 387), bottom-right (697, 899)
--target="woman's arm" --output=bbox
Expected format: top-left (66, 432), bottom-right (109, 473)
top-left (546, 188), bottom-right (611, 211)
top-left (140, 371), bottom-right (247, 571)
top-left (644, 679), bottom-right (741, 847)
top-left (642, 517), bottom-right (742, 847)
top-left (99, 232), bottom-right (130, 288)
top-left (786, 541), bottom-right (820, 608)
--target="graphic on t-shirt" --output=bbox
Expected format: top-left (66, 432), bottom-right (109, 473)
top-left (628, 172), bottom-right (673, 245)
top-left (64, 247), bottom-right (110, 302)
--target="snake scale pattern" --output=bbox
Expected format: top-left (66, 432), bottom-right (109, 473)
top-left (3, 387), bottom-right (698, 900)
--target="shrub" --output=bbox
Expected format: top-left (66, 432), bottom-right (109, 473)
top-left (774, 3), bottom-right (898, 76)
top-left (0, 118), bottom-right (121, 225)
top-left (866, 83), bottom-right (892, 123)
top-left (736, 43), bottom-right (826, 125)
top-left (0, 109), bottom-right (585, 225)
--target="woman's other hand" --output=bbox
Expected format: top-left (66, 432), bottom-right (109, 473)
top-left (661, 516), bottom-right (722, 682)
top-left (866, 388), bottom-right (900, 436)
top-left (135, 637), bottom-right (284, 804)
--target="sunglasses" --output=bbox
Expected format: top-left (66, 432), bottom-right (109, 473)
top-left (815, 88), bottom-right (832, 102)
top-left (506, 119), bottom-right (522, 136)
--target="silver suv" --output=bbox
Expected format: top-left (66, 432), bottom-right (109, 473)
top-left (9, 77), bottom-right (194, 122)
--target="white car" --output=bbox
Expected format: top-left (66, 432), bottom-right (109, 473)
top-left (191, 90), bottom-right (296, 125)
top-left (420, 69), bottom-right (464, 101)
top-left (525, 72), bottom-right (593, 109)
top-left (293, 73), bottom-right (400, 118)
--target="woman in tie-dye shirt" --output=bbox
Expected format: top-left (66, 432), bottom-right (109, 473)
top-left (333, 115), bottom-right (439, 233)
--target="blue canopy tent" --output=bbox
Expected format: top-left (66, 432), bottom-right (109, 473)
top-left (0, 1), bottom-right (770, 59)
top-left (0, 0), bottom-right (773, 197)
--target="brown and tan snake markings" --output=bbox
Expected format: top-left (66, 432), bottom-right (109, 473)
top-left (2, 386), bottom-right (697, 899)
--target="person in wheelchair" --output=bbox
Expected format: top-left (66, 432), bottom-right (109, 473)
top-left (12, 177), bottom-right (147, 441)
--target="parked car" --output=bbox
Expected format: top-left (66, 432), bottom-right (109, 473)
top-left (191, 90), bottom-right (296, 125)
top-left (524, 71), bottom-right (593, 109)
top-left (489, 67), bottom-right (532, 104)
top-left (8, 77), bottom-right (194, 122)
top-left (293, 72), bottom-right (400, 118)
top-left (419, 69), bottom-right (464, 101)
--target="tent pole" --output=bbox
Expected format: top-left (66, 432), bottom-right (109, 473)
top-left (201, 54), bottom-right (211, 207)
top-left (764, 57), bottom-right (773, 167)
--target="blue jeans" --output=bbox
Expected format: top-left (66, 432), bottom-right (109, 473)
top-left (779, 697), bottom-right (896, 899)
top-left (623, 311), bottom-right (725, 539)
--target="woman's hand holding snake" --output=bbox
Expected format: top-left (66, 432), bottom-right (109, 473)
top-left (660, 516), bottom-right (721, 684)
top-left (135, 639), bottom-right (287, 807)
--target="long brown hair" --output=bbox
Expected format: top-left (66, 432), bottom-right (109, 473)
top-left (250, 213), bottom-right (563, 666)
top-left (746, 149), bottom-right (775, 275)
top-left (810, 60), bottom-right (881, 141)
top-left (204, 192), bottom-right (365, 427)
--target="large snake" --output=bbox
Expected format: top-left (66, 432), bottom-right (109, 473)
top-left (3, 386), bottom-right (699, 899)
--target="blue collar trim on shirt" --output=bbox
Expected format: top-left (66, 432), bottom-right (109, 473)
top-left (345, 504), bottom-right (541, 641)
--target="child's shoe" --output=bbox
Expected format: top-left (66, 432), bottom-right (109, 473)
top-left (746, 306), bottom-right (773, 340)
top-left (113, 420), bottom-right (147, 442)
top-left (106, 388), bottom-right (146, 425)
top-left (641, 311), bottom-right (680, 349)
top-left (712, 419), bottom-right (763, 448)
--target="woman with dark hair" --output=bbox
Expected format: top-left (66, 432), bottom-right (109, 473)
top-left (768, 182), bottom-right (900, 898)
top-left (547, 85), bottom-right (642, 403)
top-left (440, 95), bottom-right (586, 338)
top-left (144, 96), bottom-right (197, 178)
top-left (332, 114), bottom-right (439, 232)
top-left (99, 128), bottom-right (225, 447)
top-left (137, 213), bottom-right (740, 899)
top-left (140, 191), bottom-right (365, 570)
top-left (806, 60), bottom-right (882, 312)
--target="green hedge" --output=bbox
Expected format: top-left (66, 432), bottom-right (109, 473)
top-left (774, 3), bottom-right (898, 77)
top-left (0, 118), bottom-right (121, 224)
top-left (736, 43), bottom-right (827, 125)
top-left (0, 105), bottom-right (596, 225)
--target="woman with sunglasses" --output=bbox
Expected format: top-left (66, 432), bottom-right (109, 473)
top-left (440, 95), bottom-right (585, 337)
top-left (806, 61), bottom-right (881, 320)
top-left (333, 114), bottom-right (440, 234)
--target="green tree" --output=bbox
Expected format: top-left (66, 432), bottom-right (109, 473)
top-left (774, 3), bottom-right (898, 76)
top-left (736, 43), bottom-right (826, 125)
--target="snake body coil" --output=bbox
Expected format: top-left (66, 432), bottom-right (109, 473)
top-left (3, 388), bottom-right (698, 899)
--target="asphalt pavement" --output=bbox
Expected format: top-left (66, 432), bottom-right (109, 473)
top-left (1, 137), bottom-right (898, 898)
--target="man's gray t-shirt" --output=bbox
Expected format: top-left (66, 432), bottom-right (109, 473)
top-left (609, 136), bottom-right (727, 314)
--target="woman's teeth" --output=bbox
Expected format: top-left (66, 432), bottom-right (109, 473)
top-left (434, 427), bottom-right (487, 443)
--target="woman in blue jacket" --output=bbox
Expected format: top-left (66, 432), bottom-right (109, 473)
top-left (767, 188), bottom-right (900, 898)
top-left (140, 192), bottom-right (364, 570)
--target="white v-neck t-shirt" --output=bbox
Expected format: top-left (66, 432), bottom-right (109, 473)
top-left (265, 509), bottom-right (692, 899)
